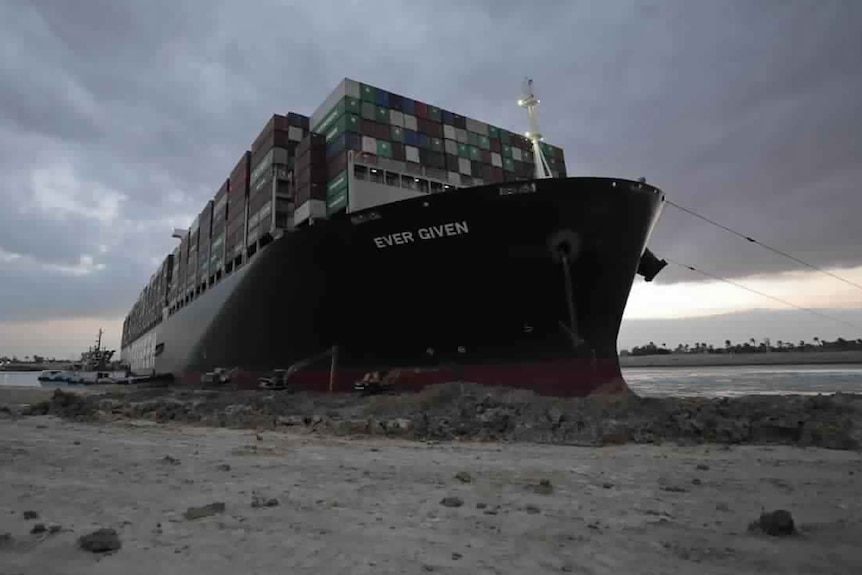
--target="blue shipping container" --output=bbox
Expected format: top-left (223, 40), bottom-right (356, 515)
top-left (375, 89), bottom-right (390, 108)
top-left (403, 129), bottom-right (418, 146)
top-left (326, 134), bottom-right (346, 159)
top-left (402, 98), bottom-right (415, 115)
top-left (326, 132), bottom-right (361, 157)
top-left (417, 133), bottom-right (429, 149)
top-left (442, 110), bottom-right (454, 125)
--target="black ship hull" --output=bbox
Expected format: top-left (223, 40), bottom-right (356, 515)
top-left (135, 177), bottom-right (664, 396)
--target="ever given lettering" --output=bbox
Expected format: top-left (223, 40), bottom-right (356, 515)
top-left (373, 221), bottom-right (469, 249)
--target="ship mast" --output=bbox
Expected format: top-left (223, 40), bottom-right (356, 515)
top-left (517, 78), bottom-right (554, 180)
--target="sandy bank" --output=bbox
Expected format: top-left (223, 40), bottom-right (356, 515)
top-left (12, 384), bottom-right (862, 451)
top-left (1, 415), bottom-right (861, 574)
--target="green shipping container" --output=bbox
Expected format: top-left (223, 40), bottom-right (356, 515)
top-left (499, 131), bottom-right (511, 144)
top-left (468, 145), bottom-right (481, 160)
top-left (430, 137), bottom-right (443, 152)
top-left (427, 105), bottom-right (442, 122)
top-left (376, 106), bottom-right (390, 124)
top-left (478, 135), bottom-right (490, 150)
top-left (502, 144), bottom-right (513, 158)
top-left (360, 83), bottom-right (376, 103)
top-left (457, 142), bottom-right (470, 158)
top-left (327, 170), bottom-right (348, 211)
top-left (467, 131), bottom-right (479, 147)
top-left (344, 96), bottom-right (361, 115)
top-left (361, 102), bottom-right (376, 121)
top-left (315, 100), bottom-right (346, 134)
top-left (325, 114), bottom-right (360, 143)
top-left (377, 139), bottom-right (392, 158)
top-left (488, 125), bottom-right (500, 139)
top-left (503, 157), bottom-right (515, 172)
top-left (391, 126), bottom-right (403, 142)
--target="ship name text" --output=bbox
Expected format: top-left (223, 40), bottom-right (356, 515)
top-left (373, 221), bottom-right (469, 249)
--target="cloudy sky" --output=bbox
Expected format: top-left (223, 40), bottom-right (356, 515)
top-left (1, 0), bottom-right (861, 358)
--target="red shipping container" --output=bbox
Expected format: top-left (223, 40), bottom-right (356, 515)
top-left (491, 166), bottom-right (504, 183)
top-left (490, 139), bottom-right (501, 153)
top-left (481, 150), bottom-right (492, 164)
top-left (414, 101), bottom-right (427, 118)
top-left (391, 142), bottom-right (405, 161)
top-left (327, 150), bottom-right (348, 180)
top-left (422, 120), bottom-right (443, 139)
top-left (230, 151), bottom-right (251, 198)
top-left (297, 132), bottom-right (325, 157)
top-left (252, 115), bottom-right (290, 156)
top-left (372, 122), bottom-right (389, 140)
top-left (360, 119), bottom-right (377, 137)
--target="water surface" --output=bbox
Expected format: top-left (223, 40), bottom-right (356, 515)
top-left (3, 365), bottom-right (862, 397)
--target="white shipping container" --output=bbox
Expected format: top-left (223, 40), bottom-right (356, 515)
top-left (458, 157), bottom-right (471, 175)
top-left (362, 136), bottom-right (377, 154)
top-left (448, 171), bottom-right (461, 185)
top-left (288, 126), bottom-right (304, 142)
top-left (404, 114), bottom-right (418, 131)
top-left (455, 128), bottom-right (467, 144)
top-left (491, 152), bottom-right (503, 167)
top-left (443, 125), bottom-right (456, 140)
top-left (311, 79), bottom-right (347, 132)
top-left (389, 110), bottom-right (404, 127)
top-left (465, 118), bottom-right (486, 135)
top-left (444, 139), bottom-right (458, 155)
top-left (259, 200), bottom-right (272, 221)
top-left (405, 145), bottom-right (420, 163)
top-left (512, 147), bottom-right (523, 161)
top-left (344, 78), bottom-right (361, 99)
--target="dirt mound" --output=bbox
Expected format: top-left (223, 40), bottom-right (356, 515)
top-left (21, 383), bottom-right (862, 450)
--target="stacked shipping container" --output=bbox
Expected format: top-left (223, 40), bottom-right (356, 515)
top-left (210, 181), bottom-right (229, 280)
top-left (225, 152), bottom-right (250, 263)
top-left (197, 200), bottom-right (214, 291)
top-left (121, 255), bottom-right (172, 349)
top-left (247, 114), bottom-right (308, 246)
top-left (293, 132), bottom-right (327, 222)
top-left (124, 78), bottom-right (568, 352)
top-left (309, 78), bottom-right (567, 215)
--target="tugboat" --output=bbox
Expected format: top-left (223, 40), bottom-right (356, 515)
top-left (65, 330), bottom-right (128, 384)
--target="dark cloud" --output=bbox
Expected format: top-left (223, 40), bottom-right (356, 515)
top-left (1, 0), bottom-right (861, 333)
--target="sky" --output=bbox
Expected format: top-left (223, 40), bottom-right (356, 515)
top-left (1, 0), bottom-right (861, 358)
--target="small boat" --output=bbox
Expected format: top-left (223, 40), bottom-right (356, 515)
top-left (37, 370), bottom-right (66, 382)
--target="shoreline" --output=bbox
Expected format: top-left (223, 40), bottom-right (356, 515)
top-left (7, 382), bottom-right (862, 451)
top-left (1, 415), bottom-right (861, 573)
top-left (620, 350), bottom-right (862, 368)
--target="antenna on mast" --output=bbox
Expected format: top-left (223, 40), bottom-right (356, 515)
top-left (518, 77), bottom-right (554, 180)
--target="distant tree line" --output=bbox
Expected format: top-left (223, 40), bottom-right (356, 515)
top-left (0, 355), bottom-right (64, 364)
top-left (622, 338), bottom-right (862, 356)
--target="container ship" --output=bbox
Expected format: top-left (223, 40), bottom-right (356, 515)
top-left (120, 78), bottom-right (667, 396)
